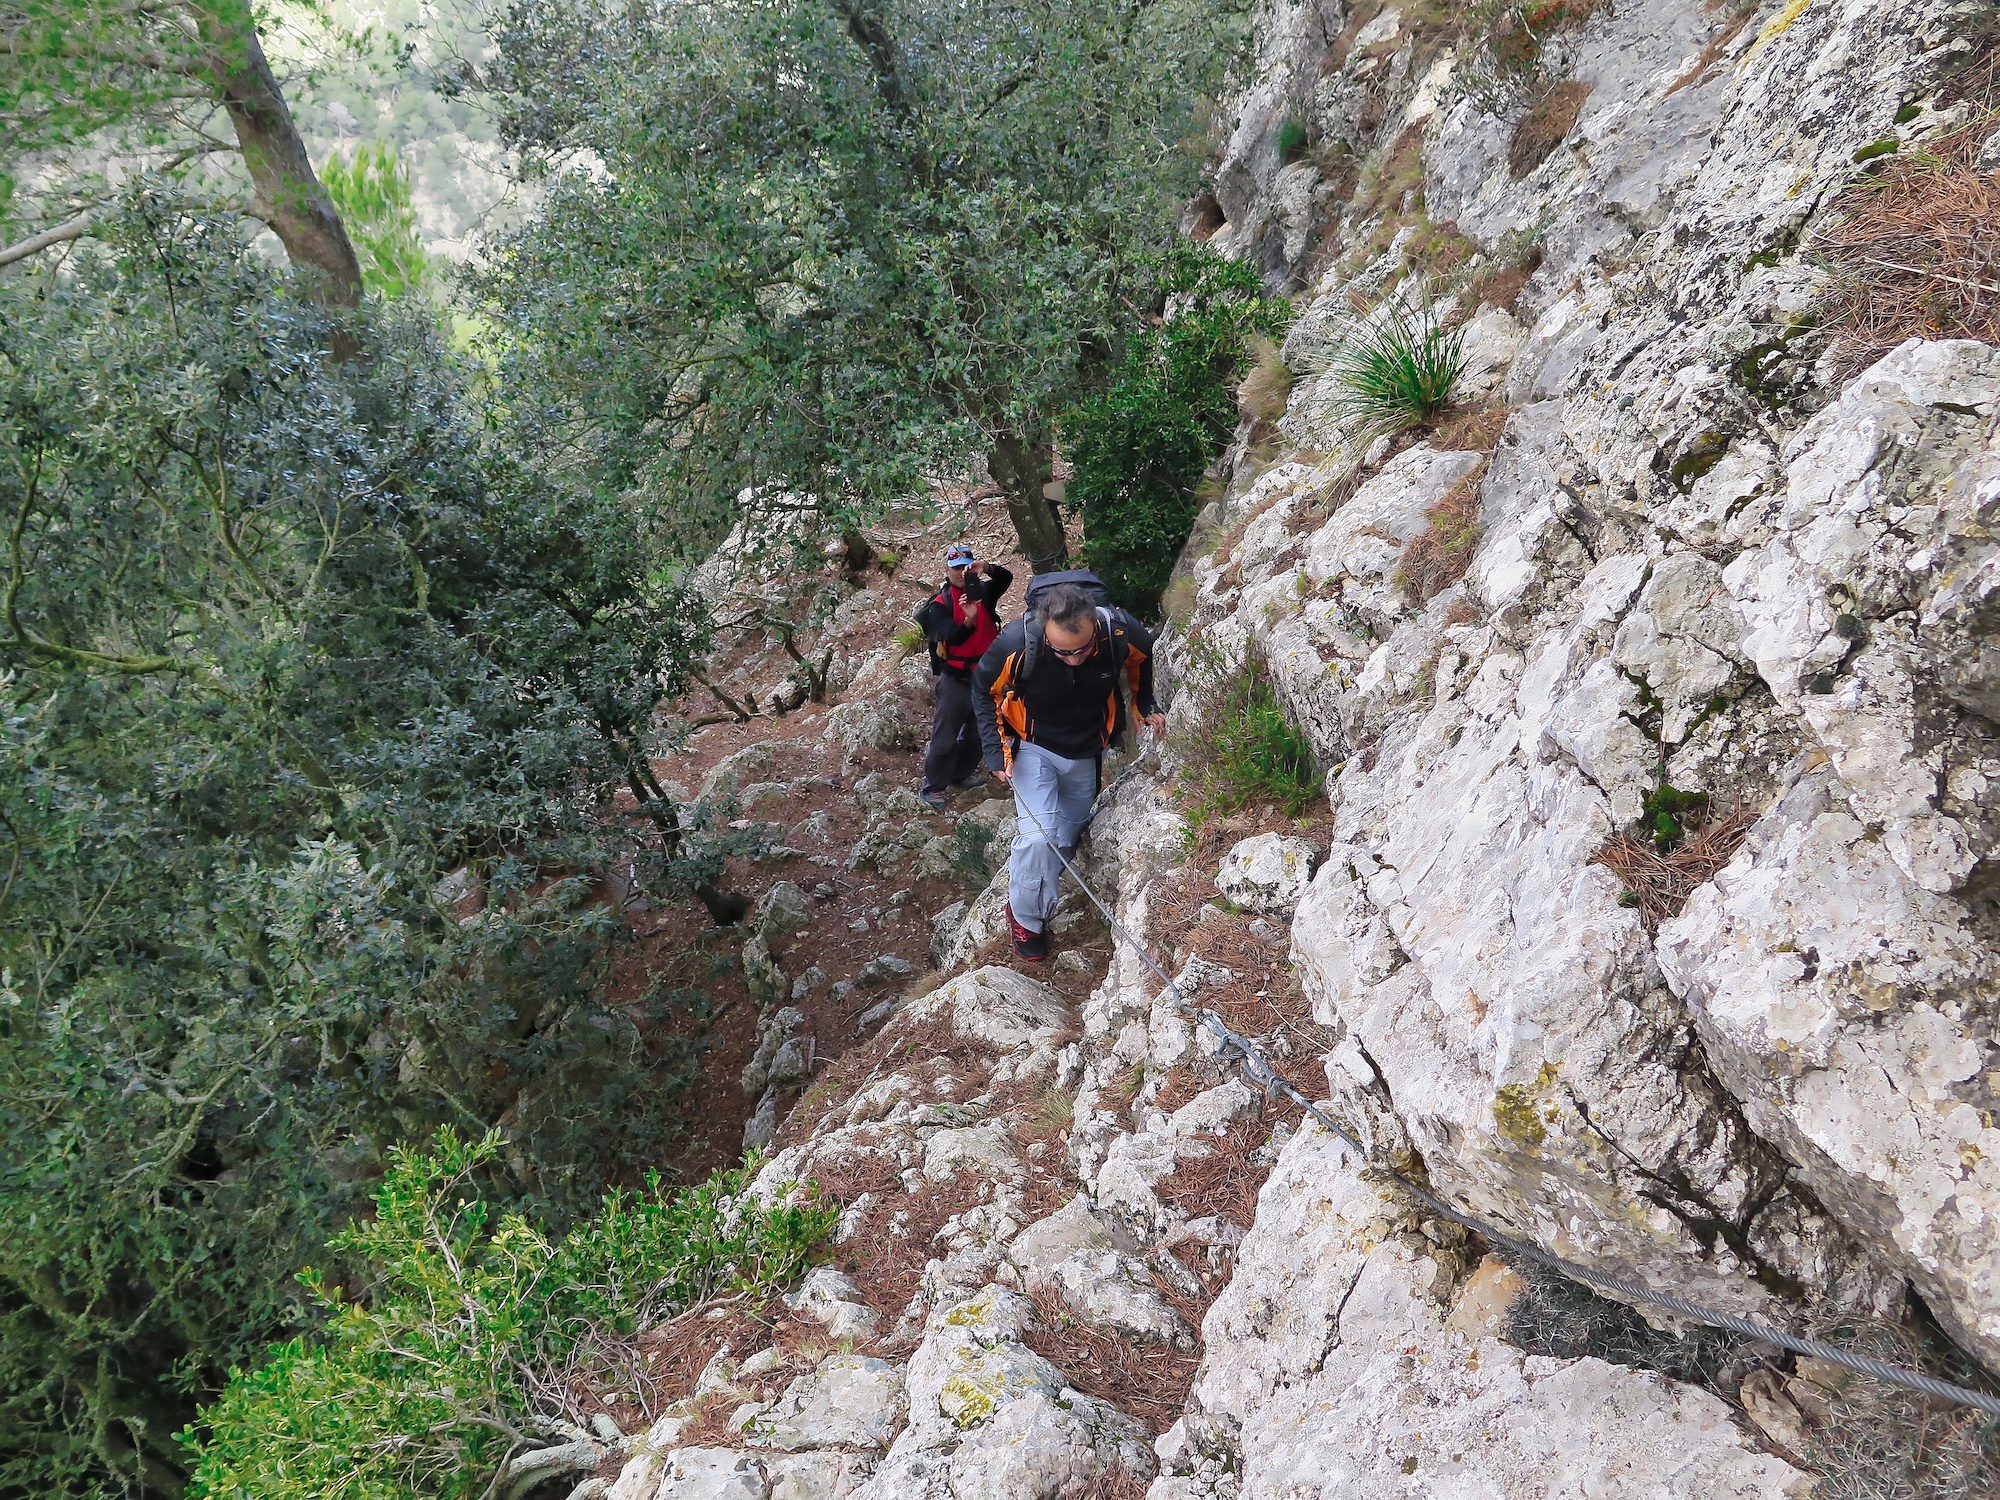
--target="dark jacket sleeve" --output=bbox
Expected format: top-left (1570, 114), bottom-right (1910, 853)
top-left (971, 622), bottom-right (1022, 770)
top-left (1120, 611), bottom-right (1158, 717)
top-left (978, 564), bottom-right (1015, 609)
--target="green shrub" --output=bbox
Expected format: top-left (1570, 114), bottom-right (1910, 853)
top-left (0, 203), bottom-right (722, 1498)
top-left (951, 820), bottom-right (1000, 888)
top-left (1276, 115), bottom-right (1309, 163)
top-left (1319, 293), bottom-right (1468, 439)
top-left (1069, 247), bottom-right (1291, 620)
top-left (1178, 655), bottom-right (1320, 826)
top-left (183, 1129), bottom-right (834, 1500)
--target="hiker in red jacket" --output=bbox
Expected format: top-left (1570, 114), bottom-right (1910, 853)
top-left (914, 543), bottom-right (1015, 809)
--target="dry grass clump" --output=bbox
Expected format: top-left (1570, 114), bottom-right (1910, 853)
top-left (1791, 1315), bottom-right (2000, 1500)
top-left (1023, 1284), bottom-right (1202, 1433)
top-left (1589, 803), bottom-right (1754, 928)
top-left (1396, 469), bottom-right (1486, 600)
top-left (1081, 1462), bottom-right (1154, 1500)
top-left (1814, 113), bottom-right (2000, 379)
top-left (1464, 243), bottom-right (1544, 314)
top-left (1509, 79), bottom-right (1593, 177)
top-left (1430, 401), bottom-right (1510, 453)
top-left (1237, 335), bottom-right (1296, 425)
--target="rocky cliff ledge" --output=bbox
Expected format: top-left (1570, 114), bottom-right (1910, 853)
top-left (603, 1), bottom-right (2000, 1495)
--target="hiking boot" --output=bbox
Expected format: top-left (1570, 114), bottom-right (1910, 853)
top-left (919, 789), bottom-right (951, 811)
top-left (1005, 902), bottom-right (1049, 962)
top-left (952, 770), bottom-right (992, 791)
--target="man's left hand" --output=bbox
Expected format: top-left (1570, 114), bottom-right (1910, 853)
top-left (1142, 712), bottom-right (1167, 735)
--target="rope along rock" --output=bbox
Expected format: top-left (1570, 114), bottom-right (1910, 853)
top-left (1015, 785), bottom-right (2000, 1422)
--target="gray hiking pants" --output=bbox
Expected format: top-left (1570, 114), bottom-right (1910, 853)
top-left (1008, 742), bottom-right (1097, 932)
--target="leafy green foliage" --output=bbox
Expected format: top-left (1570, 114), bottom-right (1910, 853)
top-left (0, 195), bottom-right (720, 1498)
top-left (1318, 293), bottom-right (1468, 439)
top-left (321, 142), bottom-right (430, 298)
top-left (1069, 249), bottom-right (1290, 619)
top-left (1275, 115), bottom-right (1308, 163)
top-left (473, 0), bottom-right (1250, 564)
top-left (183, 1130), bottom-right (836, 1500)
top-left (1176, 653), bottom-right (1320, 828)
top-left (1640, 782), bottom-right (1708, 851)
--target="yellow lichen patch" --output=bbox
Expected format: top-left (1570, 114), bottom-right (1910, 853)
top-left (1743, 0), bottom-right (1810, 64)
top-left (939, 1371), bottom-right (1001, 1428)
top-left (943, 1291), bottom-right (996, 1328)
top-left (1491, 1062), bottom-right (1561, 1149)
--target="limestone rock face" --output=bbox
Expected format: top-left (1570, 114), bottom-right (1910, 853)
top-left (1658, 766), bottom-right (2000, 1366)
top-left (1183, 1127), bottom-right (1811, 1500)
top-left (1213, 833), bottom-right (1319, 916)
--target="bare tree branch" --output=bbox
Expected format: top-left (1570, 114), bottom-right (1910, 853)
top-left (0, 213), bottom-right (95, 268)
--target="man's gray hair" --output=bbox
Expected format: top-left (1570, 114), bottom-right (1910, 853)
top-left (1038, 584), bottom-right (1095, 629)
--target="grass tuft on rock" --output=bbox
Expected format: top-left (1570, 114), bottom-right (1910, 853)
top-left (1175, 653), bottom-right (1321, 830)
top-left (1319, 293), bottom-right (1469, 440)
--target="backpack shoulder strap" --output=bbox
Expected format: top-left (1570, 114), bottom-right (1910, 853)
top-left (1097, 607), bottom-right (1131, 672)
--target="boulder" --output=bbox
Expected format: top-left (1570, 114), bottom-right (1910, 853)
top-left (1213, 833), bottom-right (1318, 916)
top-left (700, 743), bottom-right (782, 806)
top-left (744, 1355), bottom-right (906, 1452)
top-left (857, 953), bottom-right (915, 987)
top-left (783, 1266), bottom-right (883, 1341)
top-left (849, 1287), bottom-right (1152, 1500)
top-left (753, 881), bottom-right (812, 954)
top-left (928, 900), bottom-right (968, 968)
top-left (742, 934), bottom-right (788, 1009)
top-left (902, 966), bottom-right (1071, 1052)
top-left (651, 1448), bottom-right (770, 1500)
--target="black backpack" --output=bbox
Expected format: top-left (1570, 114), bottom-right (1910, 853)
top-left (1019, 569), bottom-right (1123, 679)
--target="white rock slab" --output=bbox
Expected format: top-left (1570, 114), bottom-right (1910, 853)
top-left (1214, 833), bottom-right (1319, 916)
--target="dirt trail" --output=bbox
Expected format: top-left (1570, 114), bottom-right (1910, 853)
top-left (619, 488), bottom-right (1076, 1180)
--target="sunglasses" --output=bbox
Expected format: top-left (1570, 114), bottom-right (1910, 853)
top-left (1049, 638), bottom-right (1097, 660)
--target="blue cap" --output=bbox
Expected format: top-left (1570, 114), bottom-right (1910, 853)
top-left (945, 544), bottom-right (975, 566)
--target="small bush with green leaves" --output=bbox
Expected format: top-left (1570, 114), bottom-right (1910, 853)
top-left (1069, 246), bottom-right (1291, 620)
top-left (1177, 654), bottom-right (1320, 827)
top-left (1318, 293), bottom-right (1468, 440)
top-left (1275, 115), bottom-right (1308, 163)
top-left (182, 1129), bottom-right (835, 1500)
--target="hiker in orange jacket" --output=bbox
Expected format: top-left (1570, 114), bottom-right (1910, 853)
top-left (971, 575), bottom-right (1161, 960)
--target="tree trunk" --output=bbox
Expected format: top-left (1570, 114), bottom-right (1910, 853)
top-left (198, 4), bottom-right (365, 311)
top-left (990, 432), bottom-right (1068, 573)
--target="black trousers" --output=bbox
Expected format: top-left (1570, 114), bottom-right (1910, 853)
top-left (921, 671), bottom-right (984, 794)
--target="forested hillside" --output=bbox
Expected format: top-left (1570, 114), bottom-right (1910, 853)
top-left (0, 0), bottom-right (1258, 1494)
